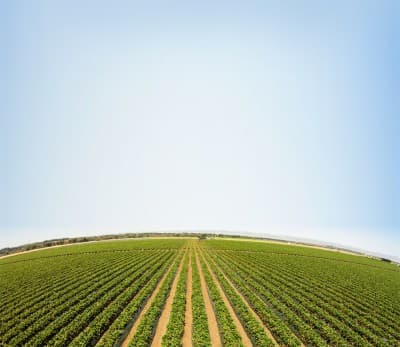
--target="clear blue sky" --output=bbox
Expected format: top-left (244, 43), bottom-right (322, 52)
top-left (1, 1), bottom-right (399, 257)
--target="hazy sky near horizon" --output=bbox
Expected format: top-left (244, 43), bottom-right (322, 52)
top-left (1, 1), bottom-right (399, 256)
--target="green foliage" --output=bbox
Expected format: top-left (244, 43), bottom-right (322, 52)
top-left (129, 251), bottom-right (185, 347)
top-left (198, 250), bottom-right (243, 347)
top-left (0, 237), bottom-right (399, 346)
top-left (161, 253), bottom-right (189, 346)
top-left (204, 240), bottom-right (400, 347)
top-left (191, 250), bottom-right (212, 346)
top-left (202, 251), bottom-right (275, 347)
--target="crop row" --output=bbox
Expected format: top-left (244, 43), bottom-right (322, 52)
top-left (244, 250), bottom-right (400, 326)
top-left (213, 250), bottom-right (398, 347)
top-left (95, 251), bottom-right (177, 347)
top-left (0, 252), bottom-right (132, 318)
top-left (2, 251), bottom-right (150, 343)
top-left (205, 242), bottom-right (398, 310)
top-left (0, 250), bottom-right (172, 320)
top-left (0, 238), bottom-right (186, 267)
top-left (201, 250), bottom-right (275, 347)
top-left (1, 252), bottom-right (140, 336)
top-left (68, 251), bottom-right (176, 347)
top-left (191, 249), bottom-right (211, 346)
top-left (7, 250), bottom-right (168, 346)
top-left (239, 251), bottom-right (400, 345)
top-left (49, 251), bottom-right (174, 346)
top-left (219, 250), bottom-right (360, 345)
top-left (217, 251), bottom-right (364, 346)
top-left (256, 252), bottom-right (399, 332)
top-left (259, 251), bottom-right (400, 329)
top-left (205, 250), bottom-right (302, 347)
top-left (0, 255), bottom-right (95, 310)
top-left (196, 248), bottom-right (243, 346)
top-left (129, 250), bottom-right (186, 346)
top-left (161, 251), bottom-right (189, 346)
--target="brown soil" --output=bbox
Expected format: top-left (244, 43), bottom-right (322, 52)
top-left (199, 250), bottom-right (252, 347)
top-left (182, 249), bottom-right (193, 347)
top-left (205, 250), bottom-right (281, 346)
top-left (121, 251), bottom-right (183, 347)
top-left (194, 247), bottom-right (222, 347)
top-left (151, 251), bottom-right (187, 347)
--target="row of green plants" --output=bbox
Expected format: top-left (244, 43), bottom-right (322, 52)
top-left (7, 251), bottom-right (167, 346)
top-left (259, 251), bottom-right (400, 331)
top-left (204, 239), bottom-right (400, 327)
top-left (2, 252), bottom-right (149, 343)
top-left (223, 251), bottom-right (394, 346)
top-left (52, 251), bottom-right (175, 346)
top-left (0, 238), bottom-right (186, 266)
top-left (243, 246), bottom-right (400, 326)
top-left (0, 256), bottom-right (88, 313)
top-left (2, 238), bottom-right (398, 346)
top-left (214, 249), bottom-right (398, 347)
top-left (1, 252), bottom-right (143, 337)
top-left (161, 252), bottom-right (189, 346)
top-left (205, 251), bottom-right (302, 347)
top-left (0, 249), bottom-right (171, 319)
top-left (202, 250), bottom-right (275, 347)
top-left (239, 251), bottom-right (398, 346)
top-left (203, 238), bottom-right (399, 347)
top-left (129, 250), bottom-right (186, 346)
top-left (197, 249), bottom-right (243, 346)
top-left (256, 252), bottom-right (400, 339)
top-left (71, 251), bottom-right (176, 347)
top-left (0, 239), bottom-right (185, 311)
top-left (191, 249), bottom-right (211, 346)
top-left (217, 251), bottom-right (358, 346)
top-left (200, 239), bottom-right (396, 270)
top-left (1, 251), bottom-right (131, 319)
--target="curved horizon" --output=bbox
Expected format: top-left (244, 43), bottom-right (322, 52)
top-left (1, 228), bottom-right (399, 263)
top-left (2, 2), bottom-right (399, 258)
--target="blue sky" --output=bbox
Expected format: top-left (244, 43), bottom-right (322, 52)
top-left (1, 1), bottom-right (399, 257)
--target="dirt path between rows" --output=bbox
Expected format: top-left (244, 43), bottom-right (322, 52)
top-left (205, 250), bottom-right (281, 346)
top-left (151, 250), bottom-right (187, 347)
top-left (194, 247), bottom-right (222, 347)
top-left (182, 249), bottom-right (192, 347)
top-left (199, 249), bottom-right (252, 347)
top-left (121, 251), bottom-right (183, 347)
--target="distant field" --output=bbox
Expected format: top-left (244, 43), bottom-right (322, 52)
top-left (0, 237), bottom-right (399, 346)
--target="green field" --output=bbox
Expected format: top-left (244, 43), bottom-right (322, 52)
top-left (0, 237), bottom-right (399, 346)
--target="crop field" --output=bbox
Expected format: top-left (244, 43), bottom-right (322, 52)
top-left (0, 237), bottom-right (399, 346)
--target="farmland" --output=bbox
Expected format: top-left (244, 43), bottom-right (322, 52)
top-left (0, 237), bottom-right (399, 346)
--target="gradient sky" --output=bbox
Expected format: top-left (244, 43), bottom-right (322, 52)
top-left (1, 1), bottom-right (399, 257)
